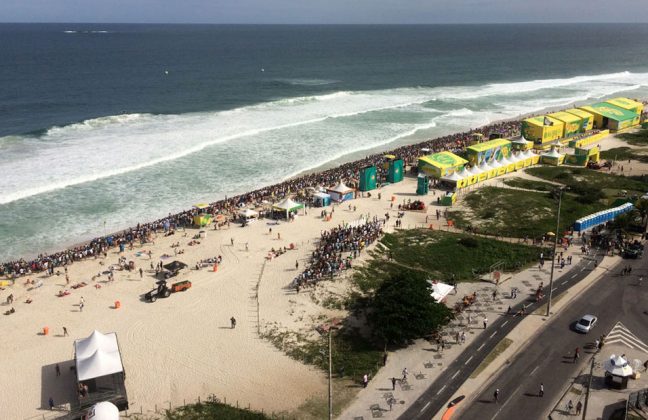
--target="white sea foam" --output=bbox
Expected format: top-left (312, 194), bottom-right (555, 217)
top-left (1, 70), bottom-right (647, 205)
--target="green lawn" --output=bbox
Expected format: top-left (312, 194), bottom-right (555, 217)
top-left (525, 166), bottom-right (648, 202)
top-left (502, 177), bottom-right (556, 192)
top-left (600, 147), bottom-right (648, 163)
top-left (353, 229), bottom-right (545, 290)
top-left (617, 128), bottom-right (648, 146)
top-left (448, 186), bottom-right (606, 239)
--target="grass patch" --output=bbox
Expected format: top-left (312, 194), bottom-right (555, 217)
top-left (470, 337), bottom-right (513, 378)
top-left (617, 128), bottom-right (648, 146)
top-left (449, 186), bottom-right (606, 238)
top-left (161, 397), bottom-right (273, 420)
top-left (502, 177), bottom-right (556, 192)
top-left (600, 147), bottom-right (648, 163)
top-left (353, 229), bottom-right (545, 289)
top-left (526, 166), bottom-right (648, 201)
top-left (289, 378), bottom-right (359, 419)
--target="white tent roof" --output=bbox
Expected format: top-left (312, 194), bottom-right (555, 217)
top-left (313, 192), bottom-right (331, 199)
top-left (604, 354), bottom-right (633, 377)
top-left (77, 348), bottom-right (124, 381)
top-left (523, 149), bottom-right (536, 158)
top-left (543, 148), bottom-right (563, 158)
top-left (456, 167), bottom-right (470, 177)
top-left (239, 208), bottom-right (258, 217)
top-left (490, 159), bottom-right (504, 168)
top-left (273, 198), bottom-right (304, 211)
top-left (75, 330), bottom-right (119, 360)
top-left (328, 182), bottom-right (354, 194)
top-left (441, 172), bottom-right (463, 182)
top-left (479, 160), bottom-right (494, 171)
top-left (428, 281), bottom-right (454, 303)
top-left (468, 165), bottom-right (483, 175)
top-left (512, 135), bottom-right (530, 144)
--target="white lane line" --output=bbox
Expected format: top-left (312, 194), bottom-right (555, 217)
top-left (551, 287), bottom-right (558, 292)
top-left (489, 331), bottom-right (498, 339)
top-left (501, 320), bottom-right (509, 327)
top-left (530, 365), bottom-right (540, 375)
top-left (465, 355), bottom-right (474, 365)
top-left (436, 384), bottom-right (447, 395)
top-left (451, 370), bottom-right (460, 380)
top-left (420, 402), bottom-right (430, 413)
top-left (571, 273), bottom-right (578, 278)
top-left (477, 343), bottom-right (486, 351)
top-left (561, 281), bottom-right (568, 285)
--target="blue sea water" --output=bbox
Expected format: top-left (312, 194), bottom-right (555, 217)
top-left (1, 23), bottom-right (648, 261)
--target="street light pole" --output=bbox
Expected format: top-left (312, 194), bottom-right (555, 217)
top-left (582, 354), bottom-right (596, 420)
top-left (328, 329), bottom-right (333, 420)
top-left (546, 188), bottom-right (563, 317)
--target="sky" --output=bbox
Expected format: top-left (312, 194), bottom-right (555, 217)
top-left (1, 0), bottom-right (648, 24)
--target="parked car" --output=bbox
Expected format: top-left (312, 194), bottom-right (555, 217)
top-left (574, 314), bottom-right (598, 333)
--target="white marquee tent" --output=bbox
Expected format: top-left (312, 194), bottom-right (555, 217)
top-left (75, 330), bottom-right (124, 382)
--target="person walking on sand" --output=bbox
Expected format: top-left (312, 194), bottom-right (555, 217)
top-left (483, 317), bottom-right (488, 329)
top-left (139, 268), bottom-right (143, 279)
top-left (295, 260), bottom-right (299, 271)
top-left (79, 298), bottom-right (85, 312)
top-left (63, 327), bottom-right (68, 337)
top-left (391, 377), bottom-right (397, 390)
top-left (230, 317), bottom-right (236, 329)
top-left (402, 367), bottom-right (409, 382)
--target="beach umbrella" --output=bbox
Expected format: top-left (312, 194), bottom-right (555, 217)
top-left (193, 203), bottom-right (209, 210)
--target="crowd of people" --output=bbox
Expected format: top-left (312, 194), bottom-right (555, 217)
top-left (291, 218), bottom-right (385, 291)
top-left (1, 118), bottom-right (523, 278)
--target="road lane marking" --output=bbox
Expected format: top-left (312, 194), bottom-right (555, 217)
top-left (501, 320), bottom-right (509, 327)
top-left (530, 365), bottom-right (540, 375)
top-left (451, 370), bottom-right (460, 380)
top-left (561, 281), bottom-right (568, 285)
top-left (477, 343), bottom-right (485, 351)
top-left (420, 402), bottom-right (430, 413)
top-left (489, 331), bottom-right (497, 339)
top-left (465, 355), bottom-right (474, 365)
top-left (551, 287), bottom-right (557, 292)
top-left (571, 273), bottom-right (578, 278)
top-left (436, 384), bottom-right (447, 395)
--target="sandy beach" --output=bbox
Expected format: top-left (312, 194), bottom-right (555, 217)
top-left (1, 129), bottom-right (646, 419)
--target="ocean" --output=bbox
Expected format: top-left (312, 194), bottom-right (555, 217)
top-left (1, 23), bottom-right (648, 262)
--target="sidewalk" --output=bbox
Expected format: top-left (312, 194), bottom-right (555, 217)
top-left (338, 230), bottom-right (594, 419)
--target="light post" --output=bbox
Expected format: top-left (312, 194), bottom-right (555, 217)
top-left (318, 325), bottom-right (340, 420)
top-left (546, 187), bottom-right (564, 317)
top-left (582, 354), bottom-right (597, 420)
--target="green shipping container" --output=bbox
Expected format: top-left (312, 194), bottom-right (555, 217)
top-left (359, 166), bottom-right (377, 191)
top-left (387, 159), bottom-right (404, 183)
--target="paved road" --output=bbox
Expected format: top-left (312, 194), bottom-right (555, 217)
top-left (459, 255), bottom-right (648, 420)
top-left (399, 254), bottom-right (604, 420)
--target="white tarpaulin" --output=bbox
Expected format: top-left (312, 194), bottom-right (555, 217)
top-left (428, 281), bottom-right (454, 303)
top-left (238, 208), bottom-right (258, 218)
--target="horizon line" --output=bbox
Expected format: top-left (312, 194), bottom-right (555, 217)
top-left (2, 21), bottom-right (648, 25)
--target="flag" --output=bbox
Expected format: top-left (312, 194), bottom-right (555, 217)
top-left (543, 117), bottom-right (553, 126)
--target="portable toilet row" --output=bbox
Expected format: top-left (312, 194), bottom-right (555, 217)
top-left (573, 203), bottom-right (634, 231)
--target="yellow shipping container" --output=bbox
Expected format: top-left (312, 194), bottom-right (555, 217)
top-left (564, 108), bottom-right (594, 132)
top-left (522, 116), bottom-right (564, 145)
top-left (605, 97), bottom-right (644, 115)
top-left (548, 111), bottom-right (581, 137)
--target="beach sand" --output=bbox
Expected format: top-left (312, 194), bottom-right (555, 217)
top-left (1, 130), bottom-right (646, 418)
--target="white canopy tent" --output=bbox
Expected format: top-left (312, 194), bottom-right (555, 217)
top-left (273, 198), bottom-right (304, 218)
top-left (87, 401), bottom-right (120, 420)
top-left (238, 208), bottom-right (258, 219)
top-left (327, 182), bottom-right (355, 202)
top-left (75, 330), bottom-right (119, 359)
top-left (75, 330), bottom-right (124, 382)
top-left (542, 148), bottom-right (564, 159)
top-left (440, 172), bottom-right (464, 183)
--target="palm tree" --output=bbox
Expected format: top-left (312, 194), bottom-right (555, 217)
top-left (634, 198), bottom-right (648, 232)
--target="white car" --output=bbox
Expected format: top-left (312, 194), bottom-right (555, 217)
top-left (575, 314), bottom-right (598, 333)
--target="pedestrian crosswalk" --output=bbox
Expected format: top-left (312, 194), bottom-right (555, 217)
top-left (605, 322), bottom-right (648, 354)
